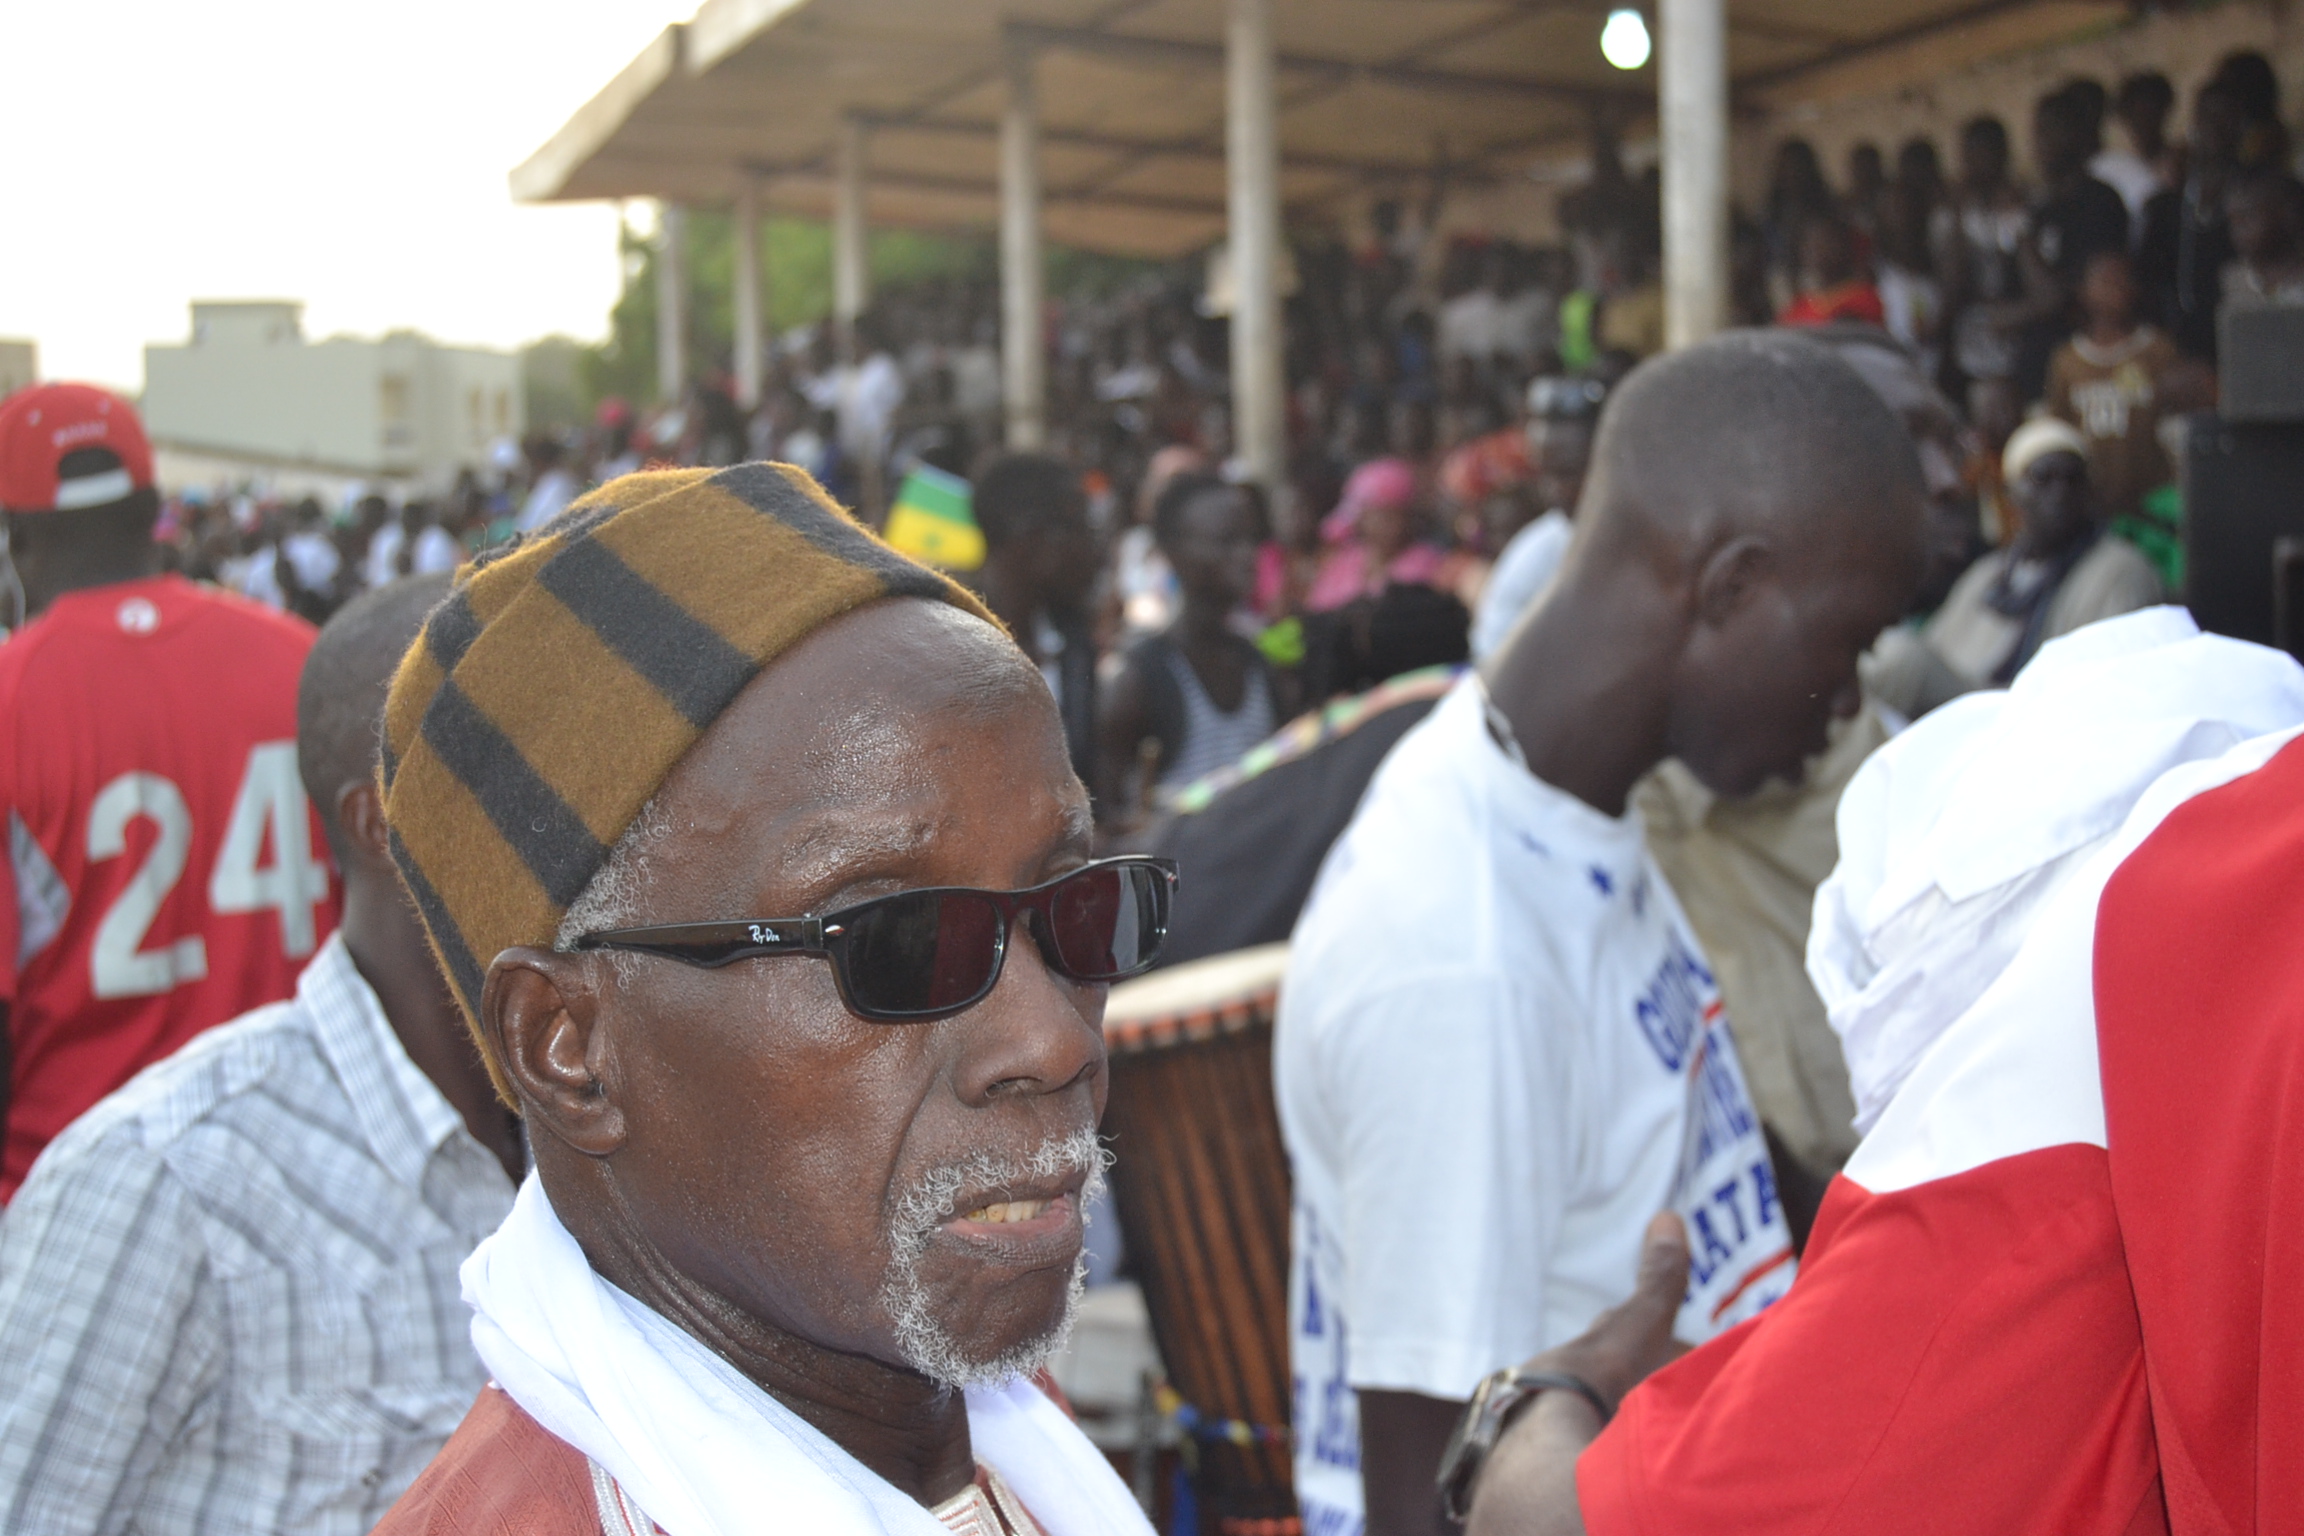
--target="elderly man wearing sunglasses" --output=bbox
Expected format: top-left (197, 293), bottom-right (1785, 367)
top-left (371, 465), bottom-right (1164, 1536)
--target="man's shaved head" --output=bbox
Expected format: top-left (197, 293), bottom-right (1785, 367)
top-left (299, 574), bottom-right (451, 861)
top-left (1490, 331), bottom-right (1926, 807)
top-left (1579, 329), bottom-right (1926, 568)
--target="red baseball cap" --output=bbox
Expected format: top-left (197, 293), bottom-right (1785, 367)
top-left (0, 383), bottom-right (156, 514)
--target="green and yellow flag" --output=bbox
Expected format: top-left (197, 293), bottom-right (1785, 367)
top-left (882, 465), bottom-right (985, 571)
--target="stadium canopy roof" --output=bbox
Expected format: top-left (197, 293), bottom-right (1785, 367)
top-left (512, 0), bottom-right (2132, 259)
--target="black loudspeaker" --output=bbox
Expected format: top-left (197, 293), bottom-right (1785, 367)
top-left (2183, 413), bottom-right (2304, 654)
top-left (2219, 303), bottom-right (2304, 423)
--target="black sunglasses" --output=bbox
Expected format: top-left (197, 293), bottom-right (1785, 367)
top-left (573, 856), bottom-right (1177, 1023)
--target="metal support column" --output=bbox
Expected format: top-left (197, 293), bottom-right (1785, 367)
top-left (1660, 0), bottom-right (1728, 349)
top-left (1226, 0), bottom-right (1286, 490)
top-left (732, 180), bottom-right (765, 410)
top-left (833, 114), bottom-right (871, 364)
top-left (656, 201), bottom-right (689, 403)
top-left (999, 38), bottom-right (1047, 450)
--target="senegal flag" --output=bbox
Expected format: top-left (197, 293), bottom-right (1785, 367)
top-left (883, 465), bottom-right (985, 571)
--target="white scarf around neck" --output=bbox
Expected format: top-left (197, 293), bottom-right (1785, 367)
top-left (1809, 607), bottom-right (2304, 1133)
top-left (462, 1174), bottom-right (1156, 1536)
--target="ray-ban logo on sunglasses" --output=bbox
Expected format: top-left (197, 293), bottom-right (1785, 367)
top-left (747, 925), bottom-right (781, 945)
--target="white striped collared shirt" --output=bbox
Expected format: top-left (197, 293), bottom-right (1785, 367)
top-left (0, 933), bottom-right (517, 1535)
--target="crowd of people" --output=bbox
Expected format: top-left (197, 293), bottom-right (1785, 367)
top-left (0, 37), bottom-right (2301, 1536)
top-left (127, 50), bottom-right (2301, 841)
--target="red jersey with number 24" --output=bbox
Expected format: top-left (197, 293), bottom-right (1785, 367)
top-left (0, 575), bottom-right (338, 1197)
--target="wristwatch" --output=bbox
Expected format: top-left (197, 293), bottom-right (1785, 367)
top-left (1435, 1366), bottom-right (1614, 1523)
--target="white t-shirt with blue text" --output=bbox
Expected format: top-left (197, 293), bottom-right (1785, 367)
top-left (1274, 681), bottom-right (1794, 1536)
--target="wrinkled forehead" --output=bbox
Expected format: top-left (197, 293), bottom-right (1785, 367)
top-left (642, 601), bottom-right (1080, 895)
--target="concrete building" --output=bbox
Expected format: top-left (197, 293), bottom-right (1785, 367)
top-left (142, 301), bottom-right (522, 493)
top-left (0, 340), bottom-right (36, 401)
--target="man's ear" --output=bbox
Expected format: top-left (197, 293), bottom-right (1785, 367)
top-left (336, 780), bottom-right (393, 869)
top-left (483, 949), bottom-right (627, 1158)
top-left (1691, 534), bottom-right (1774, 629)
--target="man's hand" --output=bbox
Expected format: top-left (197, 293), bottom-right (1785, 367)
top-left (1464, 1214), bottom-right (1690, 1536)
top-left (1539, 1212), bottom-right (1691, 1409)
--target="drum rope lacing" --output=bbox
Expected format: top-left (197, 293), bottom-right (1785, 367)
top-left (1151, 1381), bottom-right (1291, 1450)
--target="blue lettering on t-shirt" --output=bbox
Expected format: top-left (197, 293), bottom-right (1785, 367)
top-left (1633, 931), bottom-right (1716, 1071)
top-left (1686, 1034), bottom-right (1759, 1170)
top-left (1312, 1316), bottom-right (1359, 1471)
top-left (1711, 1177), bottom-right (1749, 1244)
top-left (1752, 1154), bottom-right (1781, 1230)
top-left (1689, 1205), bottom-right (1737, 1285)
top-left (1294, 1209), bottom-right (1361, 1474)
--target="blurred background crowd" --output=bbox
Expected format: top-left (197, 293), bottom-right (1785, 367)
top-left (146, 49), bottom-right (2301, 842)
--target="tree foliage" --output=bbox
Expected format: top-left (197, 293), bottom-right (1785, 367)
top-left (575, 211), bottom-right (996, 409)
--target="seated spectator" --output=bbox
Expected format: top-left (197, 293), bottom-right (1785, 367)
top-left (1469, 375), bottom-right (1606, 660)
top-left (1777, 216), bottom-right (1886, 328)
top-left (1110, 443), bottom-right (1209, 637)
top-left (1492, 245), bottom-right (1560, 374)
top-left (2139, 80), bottom-right (2244, 361)
top-left (1925, 416), bottom-right (2161, 688)
top-left (2215, 47), bottom-right (2292, 171)
top-left (1438, 405), bottom-right (1534, 519)
top-left (2093, 71), bottom-right (2176, 233)
top-left (971, 453), bottom-right (1104, 782)
top-left (370, 466), bottom-right (1154, 1535)
top-left (363, 500), bottom-right (460, 590)
top-left (1761, 137), bottom-right (1840, 312)
top-left (1304, 458), bottom-right (1451, 612)
top-left (1844, 141), bottom-right (1888, 246)
top-left (1597, 243), bottom-right (1666, 362)
top-left (2046, 250), bottom-right (2178, 521)
top-left (1097, 475), bottom-right (1281, 824)
top-left (1873, 180), bottom-right (1943, 378)
top-left (1438, 243), bottom-right (1502, 366)
top-left (515, 435), bottom-right (579, 534)
top-left (0, 575), bottom-right (522, 1532)
top-left (1935, 115), bottom-right (2043, 411)
top-left (2019, 84), bottom-right (2133, 399)
top-left (2222, 167), bottom-right (2304, 306)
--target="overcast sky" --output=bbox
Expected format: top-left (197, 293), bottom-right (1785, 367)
top-left (0, 0), bottom-right (696, 392)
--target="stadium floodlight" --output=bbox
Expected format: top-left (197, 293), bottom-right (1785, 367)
top-left (1600, 8), bottom-right (1651, 70)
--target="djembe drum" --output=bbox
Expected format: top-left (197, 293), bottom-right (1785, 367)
top-left (1101, 943), bottom-right (1296, 1534)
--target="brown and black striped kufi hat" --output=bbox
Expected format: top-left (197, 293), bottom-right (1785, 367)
top-left (380, 463), bottom-right (999, 1098)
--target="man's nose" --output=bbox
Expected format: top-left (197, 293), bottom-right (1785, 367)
top-left (950, 922), bottom-right (1105, 1105)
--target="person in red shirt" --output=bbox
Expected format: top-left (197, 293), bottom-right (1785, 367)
top-left (0, 384), bottom-right (338, 1197)
top-left (1777, 215), bottom-right (1887, 328)
top-left (1443, 616), bottom-right (2304, 1536)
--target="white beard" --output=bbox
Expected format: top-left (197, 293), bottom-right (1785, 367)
top-left (879, 1128), bottom-right (1110, 1389)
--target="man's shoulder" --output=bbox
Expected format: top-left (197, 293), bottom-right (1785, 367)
top-left (0, 578), bottom-right (312, 695)
top-left (24, 1001), bottom-right (314, 1173)
top-left (1342, 685), bottom-right (1482, 824)
top-left (165, 578), bottom-right (319, 654)
top-left (2069, 537), bottom-right (2163, 610)
top-left (1297, 719), bottom-right (1486, 936)
top-left (1934, 548), bottom-right (2009, 614)
top-left (374, 1386), bottom-right (603, 1536)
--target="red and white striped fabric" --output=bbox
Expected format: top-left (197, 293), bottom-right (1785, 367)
top-left (1580, 611), bottom-right (2304, 1535)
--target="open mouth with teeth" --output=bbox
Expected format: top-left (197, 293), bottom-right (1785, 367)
top-left (940, 1187), bottom-right (1081, 1250)
top-left (964, 1198), bottom-right (1053, 1224)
